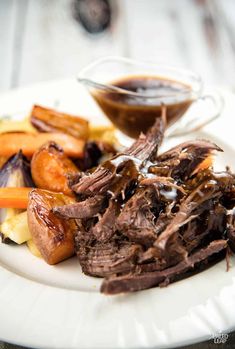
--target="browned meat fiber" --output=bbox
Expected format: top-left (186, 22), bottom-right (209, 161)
top-left (54, 111), bottom-right (235, 295)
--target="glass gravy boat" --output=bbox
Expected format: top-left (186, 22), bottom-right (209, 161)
top-left (78, 57), bottom-right (223, 140)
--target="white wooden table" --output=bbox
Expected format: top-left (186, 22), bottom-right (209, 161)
top-left (1, 0), bottom-right (235, 92)
top-left (0, 1), bottom-right (235, 348)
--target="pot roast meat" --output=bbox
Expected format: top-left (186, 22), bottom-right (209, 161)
top-left (76, 238), bottom-right (142, 277)
top-left (57, 112), bottom-right (165, 240)
top-left (101, 240), bottom-right (227, 294)
top-left (77, 159), bottom-right (139, 242)
top-left (154, 171), bottom-right (234, 255)
top-left (47, 106), bottom-right (235, 295)
top-left (125, 108), bottom-right (166, 162)
top-left (180, 203), bottom-right (227, 254)
top-left (227, 213), bottom-right (235, 252)
top-left (116, 176), bottom-right (185, 247)
top-left (53, 195), bottom-right (106, 219)
top-left (117, 188), bottom-right (158, 247)
top-left (149, 140), bottom-right (222, 180)
top-left (71, 165), bottom-right (117, 198)
top-left (70, 113), bottom-right (165, 197)
top-left (76, 146), bottom-right (234, 293)
top-left (91, 199), bottom-right (120, 242)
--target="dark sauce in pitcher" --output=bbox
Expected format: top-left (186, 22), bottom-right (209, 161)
top-left (92, 76), bottom-right (193, 138)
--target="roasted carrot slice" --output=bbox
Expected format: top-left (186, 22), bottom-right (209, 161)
top-left (0, 187), bottom-right (32, 208)
top-left (0, 156), bottom-right (8, 168)
top-left (192, 155), bottom-right (213, 175)
top-left (0, 132), bottom-right (85, 158)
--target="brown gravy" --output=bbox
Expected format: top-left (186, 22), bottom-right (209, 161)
top-left (92, 76), bottom-right (193, 138)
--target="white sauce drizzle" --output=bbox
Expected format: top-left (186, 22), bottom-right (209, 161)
top-left (160, 187), bottom-right (177, 201)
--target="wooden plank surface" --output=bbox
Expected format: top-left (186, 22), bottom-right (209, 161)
top-left (0, 0), bottom-right (235, 91)
top-left (0, 0), bottom-right (17, 90)
top-left (18, 0), bottom-right (125, 86)
top-left (0, 1), bottom-right (235, 348)
top-left (123, 0), bottom-right (235, 85)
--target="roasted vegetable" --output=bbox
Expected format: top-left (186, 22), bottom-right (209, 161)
top-left (89, 125), bottom-right (116, 145)
top-left (0, 132), bottom-right (85, 158)
top-left (27, 239), bottom-right (42, 257)
top-left (30, 105), bottom-right (89, 140)
top-left (0, 157), bottom-right (8, 168)
top-left (0, 118), bottom-right (36, 133)
top-left (74, 141), bottom-right (102, 171)
top-left (0, 187), bottom-right (31, 209)
top-left (74, 141), bottom-right (117, 171)
top-left (0, 151), bottom-right (34, 224)
top-left (27, 189), bottom-right (77, 264)
top-left (0, 151), bottom-right (34, 188)
top-left (31, 142), bottom-right (78, 196)
top-left (1, 211), bottom-right (30, 244)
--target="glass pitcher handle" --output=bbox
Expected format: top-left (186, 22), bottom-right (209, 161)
top-left (165, 90), bottom-right (224, 138)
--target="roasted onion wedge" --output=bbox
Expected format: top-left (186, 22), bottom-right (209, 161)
top-left (0, 151), bottom-right (34, 228)
top-left (30, 105), bottom-right (89, 140)
top-left (31, 142), bottom-right (78, 196)
top-left (27, 189), bottom-right (77, 265)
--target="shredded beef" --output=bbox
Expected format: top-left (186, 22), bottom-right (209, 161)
top-left (53, 108), bottom-right (235, 294)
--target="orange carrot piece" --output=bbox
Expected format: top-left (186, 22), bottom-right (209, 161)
top-left (0, 156), bottom-right (8, 168)
top-left (0, 187), bottom-right (32, 208)
top-left (193, 156), bottom-right (213, 175)
top-left (0, 132), bottom-right (84, 158)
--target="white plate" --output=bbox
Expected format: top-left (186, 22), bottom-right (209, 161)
top-left (0, 80), bottom-right (235, 349)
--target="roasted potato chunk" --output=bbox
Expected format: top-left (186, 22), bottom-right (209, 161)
top-left (27, 239), bottom-right (42, 258)
top-left (30, 105), bottom-right (89, 140)
top-left (27, 189), bottom-right (76, 265)
top-left (31, 142), bottom-right (78, 196)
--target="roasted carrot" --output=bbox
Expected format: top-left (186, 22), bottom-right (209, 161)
top-left (193, 155), bottom-right (213, 175)
top-left (0, 187), bottom-right (32, 208)
top-left (0, 156), bottom-right (8, 168)
top-left (0, 132), bottom-right (85, 158)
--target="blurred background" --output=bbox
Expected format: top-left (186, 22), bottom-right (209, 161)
top-left (0, 0), bottom-right (235, 92)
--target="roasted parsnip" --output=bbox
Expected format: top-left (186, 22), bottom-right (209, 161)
top-left (30, 105), bottom-right (89, 140)
top-left (1, 211), bottom-right (31, 244)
